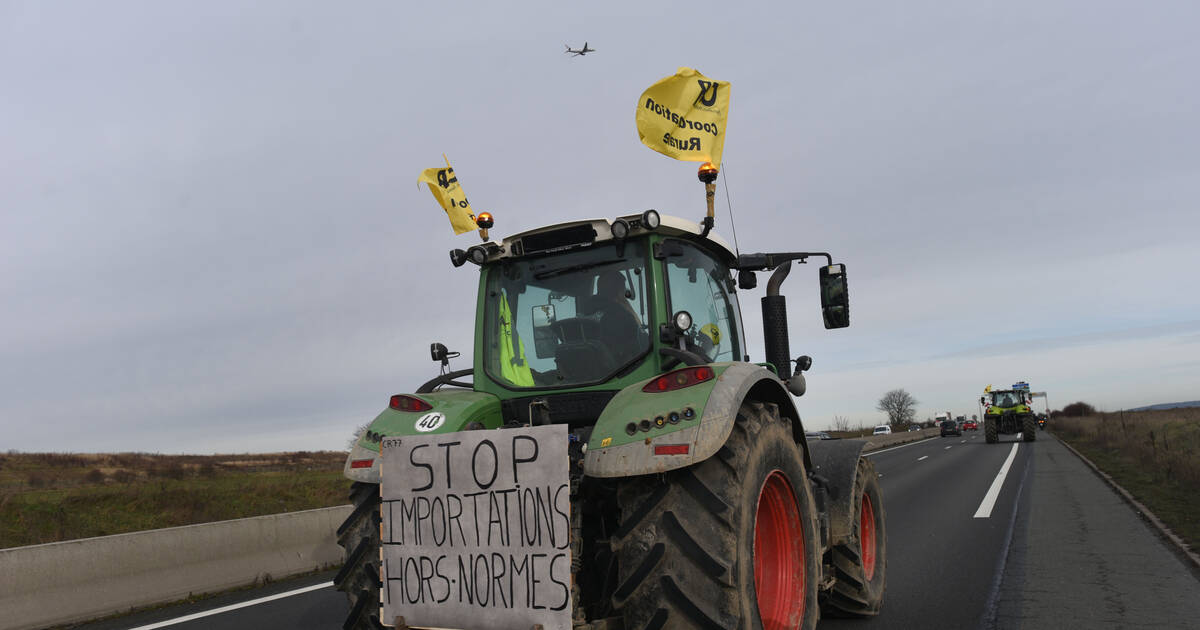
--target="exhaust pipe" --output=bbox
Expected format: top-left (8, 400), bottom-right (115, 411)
top-left (762, 261), bottom-right (792, 378)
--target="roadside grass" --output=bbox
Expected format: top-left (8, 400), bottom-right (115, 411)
top-left (0, 451), bottom-right (348, 549)
top-left (1053, 408), bottom-right (1200, 553)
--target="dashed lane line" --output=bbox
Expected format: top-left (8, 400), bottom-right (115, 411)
top-left (918, 455), bottom-right (929, 461)
top-left (973, 443), bottom-right (1020, 518)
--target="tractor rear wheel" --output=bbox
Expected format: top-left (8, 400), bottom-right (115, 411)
top-left (822, 457), bottom-right (886, 616)
top-left (334, 481), bottom-right (383, 630)
top-left (612, 401), bottom-right (820, 630)
top-left (985, 417), bottom-right (998, 444)
top-left (1023, 415), bottom-right (1037, 442)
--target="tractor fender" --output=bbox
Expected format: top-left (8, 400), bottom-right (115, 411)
top-left (584, 362), bottom-right (810, 477)
top-left (807, 439), bottom-right (870, 546)
top-left (342, 390), bottom-right (502, 484)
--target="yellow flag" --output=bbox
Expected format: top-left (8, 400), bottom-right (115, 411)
top-left (417, 156), bottom-right (477, 235)
top-left (635, 67), bottom-right (730, 166)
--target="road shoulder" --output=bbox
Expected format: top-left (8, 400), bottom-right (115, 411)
top-left (990, 436), bottom-right (1200, 629)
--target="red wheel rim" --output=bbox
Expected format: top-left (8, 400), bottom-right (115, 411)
top-left (860, 492), bottom-right (877, 581)
top-left (754, 470), bottom-right (806, 630)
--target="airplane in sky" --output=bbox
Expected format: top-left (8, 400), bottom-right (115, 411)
top-left (564, 42), bottom-right (595, 57)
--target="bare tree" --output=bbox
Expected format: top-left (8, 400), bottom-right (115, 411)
top-left (832, 415), bottom-right (851, 432)
top-left (877, 389), bottom-right (919, 427)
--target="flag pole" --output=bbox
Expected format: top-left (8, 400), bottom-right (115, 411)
top-left (698, 162), bottom-right (718, 237)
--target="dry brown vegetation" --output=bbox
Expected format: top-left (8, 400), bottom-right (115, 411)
top-left (1054, 407), bottom-right (1200, 488)
top-left (1053, 407), bottom-right (1200, 551)
top-left (0, 451), bottom-right (348, 549)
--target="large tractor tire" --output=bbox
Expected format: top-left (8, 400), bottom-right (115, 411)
top-left (1023, 415), bottom-right (1037, 442)
top-left (335, 481), bottom-right (383, 630)
top-left (823, 457), bottom-right (886, 616)
top-left (984, 417), bottom-right (998, 444)
top-left (612, 401), bottom-right (820, 630)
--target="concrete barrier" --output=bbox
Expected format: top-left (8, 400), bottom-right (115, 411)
top-left (858, 427), bottom-right (940, 452)
top-left (0, 505), bottom-right (353, 630)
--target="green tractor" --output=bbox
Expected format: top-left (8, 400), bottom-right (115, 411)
top-left (981, 382), bottom-right (1037, 444)
top-left (335, 209), bottom-right (886, 629)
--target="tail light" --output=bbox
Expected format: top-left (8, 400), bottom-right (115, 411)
top-left (350, 459), bottom-right (374, 469)
top-left (390, 395), bottom-right (433, 412)
top-left (643, 366), bottom-right (715, 393)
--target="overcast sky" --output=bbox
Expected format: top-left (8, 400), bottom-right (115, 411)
top-left (3, 1), bottom-right (1198, 453)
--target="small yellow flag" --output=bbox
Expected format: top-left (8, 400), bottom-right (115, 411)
top-left (418, 156), bottom-right (477, 235)
top-left (635, 67), bottom-right (730, 166)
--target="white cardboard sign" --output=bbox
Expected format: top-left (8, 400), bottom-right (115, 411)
top-left (379, 424), bottom-right (572, 629)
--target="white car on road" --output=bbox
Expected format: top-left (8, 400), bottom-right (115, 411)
top-left (872, 425), bottom-right (892, 435)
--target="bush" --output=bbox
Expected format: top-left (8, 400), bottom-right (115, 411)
top-left (155, 463), bottom-right (186, 480)
top-left (84, 469), bottom-right (106, 484)
top-left (1061, 401), bottom-right (1097, 417)
top-left (112, 469), bottom-right (137, 483)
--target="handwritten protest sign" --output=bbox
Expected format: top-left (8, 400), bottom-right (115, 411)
top-left (379, 425), bottom-right (572, 629)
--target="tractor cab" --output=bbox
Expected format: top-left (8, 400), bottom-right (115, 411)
top-left (468, 211), bottom-right (743, 399)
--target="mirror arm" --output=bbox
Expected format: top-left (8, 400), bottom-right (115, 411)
top-left (735, 251), bottom-right (833, 271)
top-left (417, 369), bottom-right (474, 393)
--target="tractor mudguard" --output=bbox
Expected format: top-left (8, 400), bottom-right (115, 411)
top-left (343, 389), bottom-right (502, 483)
top-left (584, 362), bottom-right (809, 477)
top-left (807, 439), bottom-right (869, 546)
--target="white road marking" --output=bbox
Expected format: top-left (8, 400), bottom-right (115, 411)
top-left (944, 446), bottom-right (952, 450)
top-left (961, 440), bottom-right (966, 443)
top-left (123, 582), bottom-right (332, 630)
top-left (974, 443), bottom-right (1020, 518)
top-left (864, 438), bottom-right (933, 456)
top-left (918, 455), bottom-right (929, 461)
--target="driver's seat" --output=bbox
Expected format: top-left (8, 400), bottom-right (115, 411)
top-left (579, 271), bottom-right (642, 363)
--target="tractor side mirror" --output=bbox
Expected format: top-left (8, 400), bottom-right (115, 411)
top-left (531, 304), bottom-right (558, 359)
top-left (819, 264), bottom-right (849, 329)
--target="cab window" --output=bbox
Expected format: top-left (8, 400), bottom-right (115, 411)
top-left (483, 241), bottom-right (651, 388)
top-left (663, 241), bottom-right (742, 362)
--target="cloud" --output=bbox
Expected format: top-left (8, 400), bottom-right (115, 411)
top-left (2, 1), bottom-right (1199, 452)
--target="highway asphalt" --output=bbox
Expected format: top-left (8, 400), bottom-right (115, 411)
top-left (76, 431), bottom-right (1200, 630)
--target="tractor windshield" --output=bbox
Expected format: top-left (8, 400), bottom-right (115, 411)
top-left (990, 391), bottom-right (1022, 408)
top-left (483, 241), bottom-right (651, 388)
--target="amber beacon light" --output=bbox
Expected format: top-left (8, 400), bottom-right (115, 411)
top-left (475, 211), bottom-right (494, 241)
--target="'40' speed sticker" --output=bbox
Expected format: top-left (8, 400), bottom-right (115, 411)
top-left (414, 412), bottom-right (445, 432)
